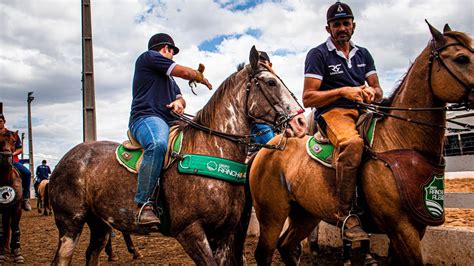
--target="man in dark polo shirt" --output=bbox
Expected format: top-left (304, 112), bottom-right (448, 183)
top-left (34, 159), bottom-right (51, 197)
top-left (302, 1), bottom-right (383, 241)
top-left (129, 33), bottom-right (212, 225)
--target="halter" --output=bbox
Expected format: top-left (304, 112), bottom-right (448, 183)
top-left (172, 65), bottom-right (304, 150)
top-left (353, 39), bottom-right (473, 132)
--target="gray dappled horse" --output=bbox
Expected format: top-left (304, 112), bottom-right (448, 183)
top-left (49, 46), bottom-right (307, 265)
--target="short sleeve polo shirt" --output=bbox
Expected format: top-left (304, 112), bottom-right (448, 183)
top-left (129, 50), bottom-right (182, 126)
top-left (305, 37), bottom-right (377, 118)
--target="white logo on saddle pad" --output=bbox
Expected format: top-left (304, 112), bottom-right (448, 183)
top-left (206, 161), bottom-right (218, 171)
top-left (0, 186), bottom-right (16, 205)
top-left (329, 64), bottom-right (343, 75)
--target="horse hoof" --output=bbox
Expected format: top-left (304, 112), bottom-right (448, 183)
top-left (133, 252), bottom-right (143, 259)
top-left (0, 254), bottom-right (5, 263)
top-left (108, 255), bottom-right (119, 261)
top-left (14, 255), bottom-right (25, 263)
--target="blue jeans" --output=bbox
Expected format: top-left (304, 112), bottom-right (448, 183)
top-left (130, 116), bottom-right (169, 205)
top-left (13, 162), bottom-right (31, 200)
top-left (251, 123), bottom-right (275, 145)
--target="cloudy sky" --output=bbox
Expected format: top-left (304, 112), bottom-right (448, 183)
top-left (0, 0), bottom-right (472, 169)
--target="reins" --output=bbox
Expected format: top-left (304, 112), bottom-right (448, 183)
top-left (171, 66), bottom-right (304, 151)
top-left (354, 40), bottom-right (473, 133)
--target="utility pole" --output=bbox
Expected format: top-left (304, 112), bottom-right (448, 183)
top-left (21, 133), bottom-right (25, 159)
top-left (27, 92), bottom-right (34, 180)
top-left (0, 102), bottom-right (3, 113)
top-left (82, 0), bottom-right (97, 142)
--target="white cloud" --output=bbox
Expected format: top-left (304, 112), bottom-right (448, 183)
top-left (1, 0), bottom-right (472, 169)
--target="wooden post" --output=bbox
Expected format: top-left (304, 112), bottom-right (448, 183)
top-left (27, 92), bottom-right (35, 182)
top-left (82, 0), bottom-right (97, 142)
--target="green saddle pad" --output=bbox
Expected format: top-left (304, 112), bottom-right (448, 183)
top-left (115, 145), bottom-right (143, 174)
top-left (306, 117), bottom-right (377, 168)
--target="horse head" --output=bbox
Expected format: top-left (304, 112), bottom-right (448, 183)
top-left (0, 130), bottom-right (17, 172)
top-left (246, 46), bottom-right (307, 137)
top-left (426, 21), bottom-right (474, 108)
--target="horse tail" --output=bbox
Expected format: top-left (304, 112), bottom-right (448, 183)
top-left (44, 182), bottom-right (50, 210)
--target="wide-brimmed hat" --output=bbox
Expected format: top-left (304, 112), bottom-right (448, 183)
top-left (327, 1), bottom-right (354, 23)
top-left (148, 33), bottom-right (180, 54)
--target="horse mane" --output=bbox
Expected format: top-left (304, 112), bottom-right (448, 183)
top-left (384, 63), bottom-right (415, 106)
top-left (445, 31), bottom-right (473, 49)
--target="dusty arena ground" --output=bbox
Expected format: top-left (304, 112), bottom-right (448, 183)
top-left (5, 178), bottom-right (473, 265)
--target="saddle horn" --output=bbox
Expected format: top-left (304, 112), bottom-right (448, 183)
top-left (425, 19), bottom-right (446, 48)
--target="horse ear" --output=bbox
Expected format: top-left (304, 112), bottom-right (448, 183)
top-left (249, 45), bottom-right (259, 71)
top-left (443, 23), bottom-right (452, 33)
top-left (425, 19), bottom-right (446, 48)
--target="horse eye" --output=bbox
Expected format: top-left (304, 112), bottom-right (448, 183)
top-left (454, 55), bottom-right (470, 64)
top-left (266, 79), bottom-right (277, 86)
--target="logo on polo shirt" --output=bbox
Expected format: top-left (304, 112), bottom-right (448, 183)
top-left (328, 64), bottom-right (344, 75)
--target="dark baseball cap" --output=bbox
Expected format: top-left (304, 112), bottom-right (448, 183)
top-left (148, 33), bottom-right (180, 54)
top-left (327, 1), bottom-right (354, 23)
top-left (258, 51), bottom-right (271, 63)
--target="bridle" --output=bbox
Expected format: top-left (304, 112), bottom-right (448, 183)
top-left (354, 39), bottom-right (473, 132)
top-left (172, 65), bottom-right (304, 150)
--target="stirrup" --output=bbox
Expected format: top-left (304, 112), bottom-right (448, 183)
top-left (341, 214), bottom-right (368, 241)
top-left (136, 201), bottom-right (157, 224)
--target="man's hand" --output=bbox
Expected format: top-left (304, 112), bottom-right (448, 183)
top-left (340, 85), bottom-right (366, 102)
top-left (189, 64), bottom-right (212, 92)
top-left (362, 86), bottom-right (376, 103)
top-left (166, 98), bottom-right (185, 114)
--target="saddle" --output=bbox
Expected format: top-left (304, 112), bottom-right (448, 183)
top-left (115, 126), bottom-right (183, 174)
top-left (306, 112), bottom-right (379, 167)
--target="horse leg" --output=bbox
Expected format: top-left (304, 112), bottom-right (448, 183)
top-left (104, 231), bottom-right (118, 261)
top-left (308, 225), bottom-right (320, 263)
top-left (277, 205), bottom-right (320, 266)
top-left (37, 196), bottom-right (42, 214)
top-left (387, 221), bottom-right (425, 265)
top-left (85, 215), bottom-right (112, 266)
top-left (0, 213), bottom-right (6, 263)
top-left (52, 213), bottom-right (86, 265)
top-left (123, 233), bottom-right (142, 259)
top-left (175, 222), bottom-right (217, 266)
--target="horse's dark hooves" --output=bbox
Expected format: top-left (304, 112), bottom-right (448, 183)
top-left (14, 255), bottom-right (25, 263)
top-left (364, 257), bottom-right (378, 266)
top-left (133, 252), bottom-right (143, 259)
top-left (108, 254), bottom-right (119, 261)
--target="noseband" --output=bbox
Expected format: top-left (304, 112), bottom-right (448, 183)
top-left (428, 40), bottom-right (474, 104)
top-left (245, 65), bottom-right (303, 129)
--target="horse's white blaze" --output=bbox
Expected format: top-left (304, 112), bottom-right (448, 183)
top-left (58, 236), bottom-right (79, 261)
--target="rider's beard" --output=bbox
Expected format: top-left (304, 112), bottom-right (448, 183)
top-left (332, 30), bottom-right (353, 45)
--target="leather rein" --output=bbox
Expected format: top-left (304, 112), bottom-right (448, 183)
top-left (355, 40), bottom-right (473, 133)
top-left (171, 66), bottom-right (304, 150)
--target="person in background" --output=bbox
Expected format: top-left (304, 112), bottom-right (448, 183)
top-left (250, 51), bottom-right (277, 150)
top-left (34, 159), bottom-right (51, 197)
top-left (129, 33), bottom-right (212, 225)
top-left (0, 114), bottom-right (32, 211)
top-left (302, 1), bottom-right (383, 241)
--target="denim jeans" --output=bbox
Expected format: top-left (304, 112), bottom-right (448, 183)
top-left (130, 116), bottom-right (169, 205)
top-left (13, 162), bottom-right (31, 200)
top-left (251, 123), bottom-right (275, 145)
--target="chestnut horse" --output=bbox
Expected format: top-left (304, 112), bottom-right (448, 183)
top-left (37, 179), bottom-right (51, 215)
top-left (0, 130), bottom-right (24, 263)
top-left (250, 23), bottom-right (473, 265)
top-left (49, 46), bottom-right (307, 265)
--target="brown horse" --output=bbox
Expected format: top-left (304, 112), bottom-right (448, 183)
top-left (0, 130), bottom-right (24, 263)
top-left (49, 46), bottom-right (307, 265)
top-left (250, 23), bottom-right (473, 265)
top-left (37, 179), bottom-right (51, 215)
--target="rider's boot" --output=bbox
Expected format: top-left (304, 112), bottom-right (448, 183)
top-left (336, 167), bottom-right (368, 241)
top-left (136, 204), bottom-right (160, 225)
top-left (22, 199), bottom-right (32, 211)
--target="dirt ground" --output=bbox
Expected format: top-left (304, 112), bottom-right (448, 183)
top-left (4, 178), bottom-right (474, 265)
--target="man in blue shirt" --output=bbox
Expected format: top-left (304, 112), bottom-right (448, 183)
top-left (129, 33), bottom-right (212, 225)
top-left (34, 160), bottom-right (51, 197)
top-left (250, 51), bottom-right (276, 149)
top-left (302, 1), bottom-right (383, 241)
